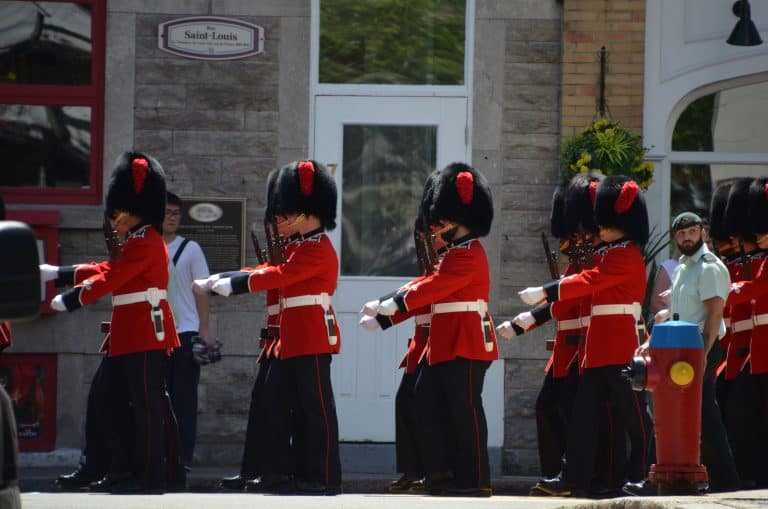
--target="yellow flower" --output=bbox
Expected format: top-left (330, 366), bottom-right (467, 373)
top-left (579, 166), bottom-right (588, 174)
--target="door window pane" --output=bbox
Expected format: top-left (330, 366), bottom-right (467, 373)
top-left (672, 82), bottom-right (768, 153)
top-left (341, 125), bottom-right (437, 276)
top-left (670, 163), bottom-right (767, 222)
top-left (0, 104), bottom-right (91, 188)
top-left (319, 0), bottom-right (466, 85)
top-left (0, 1), bottom-right (92, 86)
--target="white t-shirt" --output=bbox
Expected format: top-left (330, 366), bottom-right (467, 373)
top-left (166, 236), bottom-right (210, 333)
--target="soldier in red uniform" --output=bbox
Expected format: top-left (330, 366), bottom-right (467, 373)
top-left (42, 152), bottom-right (182, 493)
top-left (524, 176), bottom-right (655, 497)
top-left (720, 177), bottom-right (767, 487)
top-left (0, 194), bottom-right (10, 354)
top-left (359, 177), bottom-right (449, 493)
top-left (371, 162), bottom-right (497, 497)
top-left (199, 160), bottom-right (342, 495)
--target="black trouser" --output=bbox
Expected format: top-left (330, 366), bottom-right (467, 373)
top-left (563, 365), bottom-right (655, 491)
top-left (259, 356), bottom-right (296, 477)
top-left (287, 354), bottom-right (341, 487)
top-left (415, 358), bottom-right (491, 490)
top-left (700, 342), bottom-right (740, 491)
top-left (754, 373), bottom-right (768, 487)
top-left (239, 355), bottom-right (272, 477)
top-left (535, 364), bottom-right (578, 478)
top-left (394, 360), bottom-right (427, 477)
top-left (81, 355), bottom-right (117, 478)
top-left (166, 331), bottom-right (201, 465)
top-left (106, 350), bottom-right (170, 489)
top-left (723, 367), bottom-right (762, 483)
top-left (594, 397), bottom-right (628, 490)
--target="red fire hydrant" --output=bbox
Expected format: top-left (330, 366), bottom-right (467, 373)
top-left (625, 315), bottom-right (708, 494)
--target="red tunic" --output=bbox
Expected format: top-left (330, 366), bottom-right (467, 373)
top-left (723, 259), bottom-right (753, 379)
top-left (726, 253), bottom-right (768, 374)
top-left (548, 240), bottom-right (646, 369)
top-left (0, 322), bottom-right (10, 349)
top-left (546, 262), bottom-right (581, 378)
top-left (393, 238), bottom-right (498, 365)
top-left (241, 232), bottom-right (340, 360)
top-left (67, 225), bottom-right (180, 357)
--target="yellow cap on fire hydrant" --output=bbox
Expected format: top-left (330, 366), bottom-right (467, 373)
top-left (670, 361), bottom-right (695, 386)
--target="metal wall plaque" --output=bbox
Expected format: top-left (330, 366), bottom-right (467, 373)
top-left (158, 17), bottom-right (264, 60)
top-left (177, 197), bottom-right (246, 274)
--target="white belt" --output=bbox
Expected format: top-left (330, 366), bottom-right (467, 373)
top-left (557, 318), bottom-right (582, 331)
top-left (580, 316), bottom-right (591, 327)
top-left (754, 314), bottom-right (768, 327)
top-left (591, 303), bottom-right (642, 320)
top-left (415, 313), bottom-right (432, 325)
top-left (112, 288), bottom-right (167, 306)
top-left (267, 304), bottom-right (280, 316)
top-left (724, 317), bottom-right (731, 328)
top-left (281, 292), bottom-right (330, 310)
top-left (431, 300), bottom-right (488, 316)
top-left (732, 318), bottom-right (754, 333)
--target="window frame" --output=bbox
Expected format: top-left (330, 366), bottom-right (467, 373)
top-left (0, 0), bottom-right (106, 205)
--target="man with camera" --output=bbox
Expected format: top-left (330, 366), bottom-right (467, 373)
top-left (163, 191), bottom-right (217, 468)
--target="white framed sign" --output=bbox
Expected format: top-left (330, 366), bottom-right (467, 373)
top-left (158, 17), bottom-right (264, 60)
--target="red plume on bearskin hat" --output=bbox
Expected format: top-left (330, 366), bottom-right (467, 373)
top-left (725, 177), bottom-right (756, 242)
top-left (272, 160), bottom-right (338, 230)
top-left (105, 151), bottom-right (166, 232)
top-left (709, 183), bottom-right (732, 243)
top-left (564, 172), bottom-right (604, 236)
top-left (429, 162), bottom-right (493, 237)
top-left (594, 175), bottom-right (649, 245)
top-left (749, 176), bottom-right (768, 235)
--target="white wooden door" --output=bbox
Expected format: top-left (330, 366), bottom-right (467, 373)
top-left (314, 96), bottom-right (468, 441)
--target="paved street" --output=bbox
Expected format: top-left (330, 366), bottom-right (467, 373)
top-left (20, 489), bottom-right (768, 509)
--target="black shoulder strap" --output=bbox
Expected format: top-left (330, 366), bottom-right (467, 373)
top-left (172, 238), bottom-right (191, 266)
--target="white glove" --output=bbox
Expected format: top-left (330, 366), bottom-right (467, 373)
top-left (654, 309), bottom-right (670, 323)
top-left (513, 311), bottom-right (536, 330)
top-left (361, 299), bottom-right (381, 317)
top-left (359, 315), bottom-right (381, 332)
top-left (495, 321), bottom-right (518, 340)
top-left (518, 286), bottom-right (545, 306)
top-left (210, 277), bottom-right (233, 297)
top-left (378, 298), bottom-right (398, 316)
top-left (658, 289), bottom-right (672, 307)
top-left (50, 294), bottom-right (66, 312)
top-left (39, 264), bottom-right (59, 283)
top-left (192, 274), bottom-right (220, 295)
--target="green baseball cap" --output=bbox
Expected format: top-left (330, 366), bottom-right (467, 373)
top-left (671, 212), bottom-right (703, 233)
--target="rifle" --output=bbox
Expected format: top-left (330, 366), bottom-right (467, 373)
top-left (541, 232), bottom-right (560, 279)
top-left (102, 214), bottom-right (121, 260)
top-left (414, 229), bottom-right (438, 276)
top-left (250, 226), bottom-right (266, 265)
top-left (739, 239), bottom-right (753, 280)
top-left (265, 220), bottom-right (286, 265)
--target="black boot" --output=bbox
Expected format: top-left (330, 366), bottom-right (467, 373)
top-left (55, 466), bottom-right (101, 490)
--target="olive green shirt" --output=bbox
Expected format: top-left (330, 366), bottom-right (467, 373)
top-left (670, 242), bottom-right (730, 338)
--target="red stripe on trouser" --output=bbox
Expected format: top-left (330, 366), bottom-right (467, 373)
top-left (143, 352), bottom-right (151, 486)
top-left (605, 401), bottom-right (614, 486)
top-left (469, 361), bottom-right (482, 488)
top-left (314, 355), bottom-right (331, 485)
top-left (630, 390), bottom-right (649, 475)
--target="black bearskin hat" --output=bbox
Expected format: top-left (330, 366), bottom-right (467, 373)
top-left (106, 151), bottom-right (166, 232)
top-left (550, 184), bottom-right (568, 239)
top-left (709, 183), bottom-right (732, 242)
top-left (272, 160), bottom-right (337, 230)
top-left (594, 175), bottom-right (649, 245)
top-left (564, 172), bottom-right (604, 235)
top-left (264, 167), bottom-right (280, 225)
top-left (724, 177), bottom-right (755, 242)
top-left (429, 162), bottom-right (493, 237)
top-left (418, 169), bottom-right (440, 227)
top-left (749, 177), bottom-right (768, 235)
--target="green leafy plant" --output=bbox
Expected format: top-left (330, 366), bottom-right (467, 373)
top-left (560, 119), bottom-right (654, 189)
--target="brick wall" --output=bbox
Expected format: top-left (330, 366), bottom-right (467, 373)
top-left (561, 0), bottom-right (646, 138)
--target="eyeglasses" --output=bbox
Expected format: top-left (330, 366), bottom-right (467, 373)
top-left (165, 210), bottom-right (181, 218)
